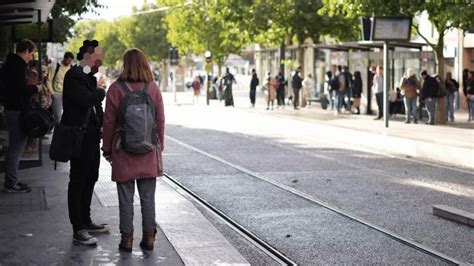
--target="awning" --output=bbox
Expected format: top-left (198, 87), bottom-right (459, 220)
top-left (0, 0), bottom-right (55, 25)
top-left (313, 41), bottom-right (426, 51)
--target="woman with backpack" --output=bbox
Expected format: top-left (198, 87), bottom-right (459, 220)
top-left (399, 68), bottom-right (420, 123)
top-left (102, 48), bottom-right (165, 252)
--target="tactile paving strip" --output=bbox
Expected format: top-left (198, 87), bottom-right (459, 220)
top-left (95, 160), bottom-right (140, 207)
top-left (0, 187), bottom-right (47, 214)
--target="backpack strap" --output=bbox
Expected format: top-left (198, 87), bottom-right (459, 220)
top-left (51, 63), bottom-right (61, 92)
top-left (119, 81), bottom-right (149, 93)
top-left (141, 82), bottom-right (149, 93)
top-left (119, 81), bottom-right (132, 95)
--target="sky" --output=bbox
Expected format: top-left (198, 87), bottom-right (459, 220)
top-left (80, 0), bottom-right (147, 21)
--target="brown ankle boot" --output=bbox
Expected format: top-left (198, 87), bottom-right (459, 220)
top-left (119, 231), bottom-right (133, 252)
top-left (140, 229), bottom-right (157, 250)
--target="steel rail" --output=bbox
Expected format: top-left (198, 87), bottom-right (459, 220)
top-left (166, 135), bottom-right (463, 265)
top-left (163, 173), bottom-right (298, 266)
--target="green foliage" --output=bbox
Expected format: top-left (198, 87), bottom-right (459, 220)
top-left (66, 2), bottom-right (170, 67)
top-left (163, 0), bottom-right (249, 65)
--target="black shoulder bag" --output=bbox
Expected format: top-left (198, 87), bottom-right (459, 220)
top-left (49, 109), bottom-right (92, 166)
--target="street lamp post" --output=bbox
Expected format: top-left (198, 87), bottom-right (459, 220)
top-left (205, 50), bottom-right (212, 106)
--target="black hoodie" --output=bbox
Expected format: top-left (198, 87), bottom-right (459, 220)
top-left (3, 53), bottom-right (38, 110)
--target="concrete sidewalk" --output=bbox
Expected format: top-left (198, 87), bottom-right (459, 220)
top-left (165, 89), bottom-right (473, 169)
top-left (0, 143), bottom-right (249, 265)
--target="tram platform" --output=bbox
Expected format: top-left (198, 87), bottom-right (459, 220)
top-left (0, 148), bottom-right (249, 265)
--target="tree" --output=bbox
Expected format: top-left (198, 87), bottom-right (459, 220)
top-left (162, 0), bottom-right (252, 74)
top-left (321, 0), bottom-right (474, 75)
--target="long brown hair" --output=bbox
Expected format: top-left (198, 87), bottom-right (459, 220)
top-left (118, 48), bottom-right (154, 83)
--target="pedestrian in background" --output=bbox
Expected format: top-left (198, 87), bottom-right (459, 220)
top-left (342, 66), bottom-right (353, 112)
top-left (287, 71), bottom-right (294, 106)
top-left (336, 65), bottom-right (345, 114)
top-left (62, 40), bottom-right (108, 245)
top-left (249, 68), bottom-right (258, 108)
top-left (302, 73), bottom-right (314, 108)
top-left (265, 71), bottom-right (277, 110)
top-left (372, 66), bottom-right (384, 120)
top-left (222, 67), bottom-right (235, 107)
top-left (276, 69), bottom-right (286, 108)
top-left (444, 72), bottom-right (459, 122)
top-left (399, 68), bottom-right (419, 124)
top-left (102, 48), bottom-right (165, 252)
top-left (466, 70), bottom-right (474, 122)
top-left (420, 70), bottom-right (439, 125)
top-left (352, 71), bottom-right (362, 115)
top-left (192, 76), bottom-right (200, 104)
top-left (462, 69), bottom-right (470, 117)
top-left (325, 71), bottom-right (336, 110)
top-left (47, 52), bottom-right (74, 123)
top-left (292, 66), bottom-right (303, 110)
top-left (2, 39), bottom-right (43, 193)
top-left (24, 60), bottom-right (47, 153)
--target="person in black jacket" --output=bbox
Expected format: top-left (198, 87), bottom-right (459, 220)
top-left (292, 66), bottom-right (303, 110)
top-left (276, 69), bottom-right (286, 108)
top-left (62, 40), bottom-right (108, 246)
top-left (420, 70), bottom-right (439, 125)
top-left (352, 71), bottom-right (362, 114)
top-left (3, 39), bottom-right (43, 193)
top-left (249, 69), bottom-right (258, 107)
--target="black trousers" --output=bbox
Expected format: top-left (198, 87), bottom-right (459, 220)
top-left (293, 88), bottom-right (300, 108)
top-left (277, 88), bottom-right (285, 106)
top-left (375, 92), bottom-right (384, 118)
top-left (68, 127), bottom-right (101, 232)
top-left (249, 88), bottom-right (256, 105)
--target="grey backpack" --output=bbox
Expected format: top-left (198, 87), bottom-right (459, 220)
top-left (118, 81), bottom-right (157, 154)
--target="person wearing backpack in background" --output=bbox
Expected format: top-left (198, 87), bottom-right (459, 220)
top-left (420, 70), bottom-right (439, 125)
top-left (102, 48), bottom-right (165, 253)
top-left (47, 52), bottom-right (74, 123)
top-left (2, 39), bottom-right (43, 193)
top-left (326, 71), bottom-right (337, 111)
top-left (399, 68), bottom-right (420, 124)
top-left (444, 72), bottom-right (459, 122)
top-left (275, 69), bottom-right (286, 108)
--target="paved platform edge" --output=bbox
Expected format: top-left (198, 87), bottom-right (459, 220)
top-left (433, 205), bottom-right (474, 228)
top-left (155, 178), bottom-right (250, 265)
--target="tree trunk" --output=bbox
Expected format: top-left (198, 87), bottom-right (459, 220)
top-left (296, 45), bottom-right (304, 74)
top-left (435, 35), bottom-right (446, 124)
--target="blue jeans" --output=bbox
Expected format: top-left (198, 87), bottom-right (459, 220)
top-left (469, 98), bottom-right (474, 120)
top-left (329, 90), bottom-right (335, 110)
top-left (3, 110), bottom-right (28, 188)
top-left (403, 97), bottom-right (417, 122)
top-left (445, 92), bottom-right (455, 122)
top-left (425, 98), bottom-right (438, 124)
top-left (335, 91), bottom-right (344, 112)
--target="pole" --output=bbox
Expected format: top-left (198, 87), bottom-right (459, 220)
top-left (383, 41), bottom-right (389, 128)
top-left (206, 39), bottom-right (210, 106)
top-left (37, 9), bottom-right (43, 161)
top-left (173, 66), bottom-right (177, 104)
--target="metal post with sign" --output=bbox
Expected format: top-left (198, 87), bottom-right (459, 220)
top-left (169, 46), bottom-right (179, 103)
top-left (371, 16), bottom-right (412, 128)
top-left (205, 50), bottom-right (212, 105)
